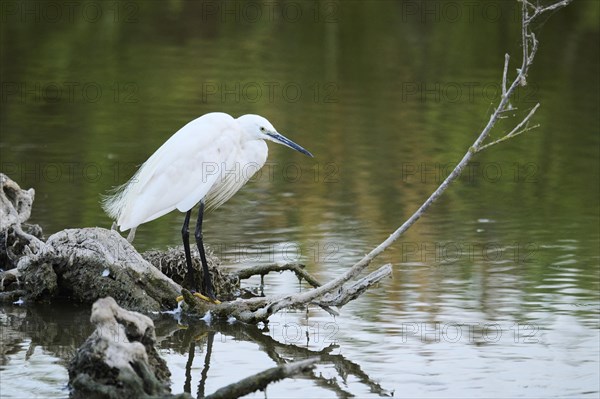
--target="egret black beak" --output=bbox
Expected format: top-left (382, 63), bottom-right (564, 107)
top-left (267, 132), bottom-right (314, 157)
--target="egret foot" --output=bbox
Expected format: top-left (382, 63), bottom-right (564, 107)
top-left (198, 291), bottom-right (221, 304)
top-left (176, 292), bottom-right (221, 304)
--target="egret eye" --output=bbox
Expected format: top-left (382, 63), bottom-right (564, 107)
top-left (260, 126), bottom-right (266, 132)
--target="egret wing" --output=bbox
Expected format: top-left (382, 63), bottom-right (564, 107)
top-left (106, 113), bottom-right (238, 230)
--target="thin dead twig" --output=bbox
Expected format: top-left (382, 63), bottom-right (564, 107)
top-left (235, 263), bottom-right (322, 288)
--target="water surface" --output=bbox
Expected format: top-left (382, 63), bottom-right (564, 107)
top-left (1, 1), bottom-right (599, 397)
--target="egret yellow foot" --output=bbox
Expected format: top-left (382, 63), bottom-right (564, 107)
top-left (176, 293), bottom-right (221, 304)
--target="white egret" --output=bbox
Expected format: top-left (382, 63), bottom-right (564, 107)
top-left (102, 112), bottom-right (313, 302)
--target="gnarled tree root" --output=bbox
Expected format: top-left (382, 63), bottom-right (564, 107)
top-left (68, 297), bottom-right (184, 398)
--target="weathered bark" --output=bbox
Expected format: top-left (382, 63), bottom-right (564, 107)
top-left (68, 297), bottom-right (191, 399)
top-left (1, 173), bottom-right (43, 302)
top-left (0, 223), bottom-right (43, 270)
top-left (0, 173), bottom-right (36, 231)
top-left (0, 173), bottom-right (44, 270)
top-left (15, 228), bottom-right (182, 312)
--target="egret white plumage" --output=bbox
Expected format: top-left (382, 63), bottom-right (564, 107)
top-left (102, 112), bottom-right (313, 302)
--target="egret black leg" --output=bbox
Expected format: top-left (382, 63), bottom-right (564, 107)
top-left (195, 200), bottom-right (216, 300)
top-left (181, 210), bottom-right (196, 289)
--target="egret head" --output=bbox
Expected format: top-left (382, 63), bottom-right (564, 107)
top-left (238, 114), bottom-right (313, 157)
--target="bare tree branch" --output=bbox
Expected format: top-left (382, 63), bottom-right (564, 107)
top-left (476, 103), bottom-right (541, 152)
top-left (502, 53), bottom-right (510, 99)
top-left (234, 263), bottom-right (340, 316)
top-left (315, 264), bottom-right (393, 308)
top-left (524, 0), bottom-right (571, 25)
top-left (235, 263), bottom-right (322, 289)
top-left (204, 358), bottom-right (319, 399)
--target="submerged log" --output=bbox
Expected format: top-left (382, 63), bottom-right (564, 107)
top-left (68, 296), bottom-right (190, 399)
